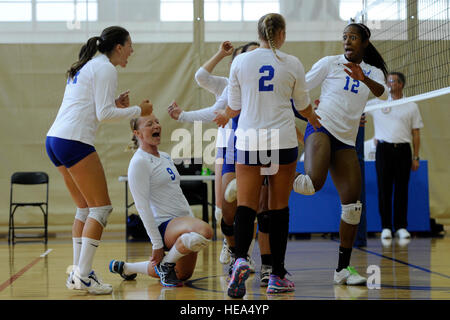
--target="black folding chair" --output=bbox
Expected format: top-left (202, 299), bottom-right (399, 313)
top-left (9, 172), bottom-right (49, 244)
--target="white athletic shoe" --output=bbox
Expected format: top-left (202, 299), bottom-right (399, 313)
top-left (219, 239), bottom-right (231, 265)
top-left (73, 269), bottom-right (113, 295)
top-left (66, 269), bottom-right (76, 290)
top-left (334, 266), bottom-right (367, 286)
top-left (395, 228), bottom-right (411, 239)
top-left (260, 264), bottom-right (272, 287)
top-left (381, 228), bottom-right (392, 239)
top-left (224, 178), bottom-right (237, 203)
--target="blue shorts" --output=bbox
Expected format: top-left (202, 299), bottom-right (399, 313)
top-left (158, 219), bottom-right (172, 251)
top-left (221, 162), bottom-right (236, 176)
top-left (236, 147), bottom-right (298, 166)
top-left (45, 136), bottom-right (96, 168)
top-left (304, 123), bottom-right (354, 153)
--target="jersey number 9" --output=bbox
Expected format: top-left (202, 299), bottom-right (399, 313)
top-left (166, 168), bottom-right (176, 181)
top-left (259, 65), bottom-right (274, 92)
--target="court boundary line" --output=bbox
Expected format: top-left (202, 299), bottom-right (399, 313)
top-left (0, 248), bottom-right (52, 292)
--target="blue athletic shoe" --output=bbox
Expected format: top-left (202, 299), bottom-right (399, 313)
top-left (109, 260), bottom-right (137, 281)
top-left (154, 262), bottom-right (183, 287)
top-left (227, 258), bottom-right (250, 298)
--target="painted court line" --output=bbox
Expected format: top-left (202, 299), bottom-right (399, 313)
top-left (356, 246), bottom-right (450, 280)
top-left (0, 248), bottom-right (53, 292)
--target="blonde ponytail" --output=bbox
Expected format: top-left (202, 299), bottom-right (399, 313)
top-left (125, 118), bottom-right (140, 152)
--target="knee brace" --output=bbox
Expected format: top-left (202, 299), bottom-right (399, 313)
top-left (214, 206), bottom-right (223, 222)
top-left (180, 232), bottom-right (211, 252)
top-left (221, 218), bottom-right (234, 237)
top-left (88, 205), bottom-right (113, 228)
top-left (293, 174), bottom-right (315, 195)
top-left (257, 211), bottom-right (270, 233)
top-left (75, 207), bottom-right (89, 223)
top-left (341, 201), bottom-right (362, 225)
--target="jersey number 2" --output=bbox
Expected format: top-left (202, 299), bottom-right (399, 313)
top-left (259, 65), bottom-right (274, 92)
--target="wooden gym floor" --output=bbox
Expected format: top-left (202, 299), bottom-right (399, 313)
top-left (1, 234), bottom-right (449, 300)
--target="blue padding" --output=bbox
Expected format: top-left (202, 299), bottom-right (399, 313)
top-left (288, 161), bottom-right (430, 233)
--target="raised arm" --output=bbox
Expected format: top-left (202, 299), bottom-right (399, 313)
top-left (194, 41), bottom-right (233, 97)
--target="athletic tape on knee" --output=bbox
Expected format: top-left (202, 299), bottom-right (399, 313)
top-left (257, 211), bottom-right (270, 233)
top-left (180, 232), bottom-right (211, 252)
top-left (215, 206), bottom-right (223, 222)
top-left (75, 207), bottom-right (89, 223)
top-left (88, 205), bottom-right (113, 228)
top-left (221, 218), bottom-right (234, 236)
top-left (341, 201), bottom-right (362, 225)
top-left (293, 174), bottom-right (315, 195)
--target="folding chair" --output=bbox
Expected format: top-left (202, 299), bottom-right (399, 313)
top-left (9, 172), bottom-right (49, 244)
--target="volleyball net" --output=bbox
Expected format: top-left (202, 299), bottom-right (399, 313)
top-left (356, 0), bottom-right (449, 112)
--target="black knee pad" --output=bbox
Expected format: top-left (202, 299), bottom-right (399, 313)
top-left (257, 211), bottom-right (271, 233)
top-left (220, 218), bottom-right (234, 237)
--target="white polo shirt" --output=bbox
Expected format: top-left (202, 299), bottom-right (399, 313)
top-left (306, 54), bottom-right (388, 146)
top-left (47, 54), bottom-right (141, 146)
top-left (228, 48), bottom-right (310, 151)
top-left (366, 95), bottom-right (423, 144)
top-left (127, 148), bottom-right (194, 250)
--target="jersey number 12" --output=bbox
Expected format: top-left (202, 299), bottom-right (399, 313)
top-left (343, 76), bottom-right (360, 94)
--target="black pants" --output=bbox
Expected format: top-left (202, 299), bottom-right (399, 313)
top-left (375, 142), bottom-right (412, 231)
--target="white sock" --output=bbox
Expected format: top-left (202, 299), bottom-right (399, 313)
top-left (248, 238), bottom-right (255, 256)
top-left (161, 245), bottom-right (187, 264)
top-left (78, 237), bottom-right (100, 277)
top-left (293, 174), bottom-right (316, 195)
top-left (124, 261), bottom-right (150, 275)
top-left (72, 237), bottom-right (82, 266)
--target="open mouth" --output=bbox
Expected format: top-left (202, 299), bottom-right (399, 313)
top-left (152, 132), bottom-right (160, 138)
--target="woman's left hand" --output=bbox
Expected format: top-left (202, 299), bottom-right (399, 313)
top-left (343, 62), bottom-right (365, 81)
top-left (116, 90), bottom-right (130, 108)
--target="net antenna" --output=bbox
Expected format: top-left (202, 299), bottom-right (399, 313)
top-left (357, 0), bottom-right (449, 112)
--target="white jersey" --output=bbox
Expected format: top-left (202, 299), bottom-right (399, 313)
top-left (47, 54), bottom-right (141, 146)
top-left (192, 67), bottom-right (232, 148)
top-left (366, 95), bottom-right (423, 144)
top-left (127, 148), bottom-right (193, 250)
top-left (228, 48), bottom-right (310, 151)
top-left (306, 54), bottom-right (388, 146)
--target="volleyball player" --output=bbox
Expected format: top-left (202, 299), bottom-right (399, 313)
top-left (45, 26), bottom-right (153, 294)
top-left (216, 13), bottom-right (320, 298)
top-left (109, 114), bottom-right (213, 287)
top-left (292, 23), bottom-right (388, 285)
top-left (167, 42), bottom-right (262, 279)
